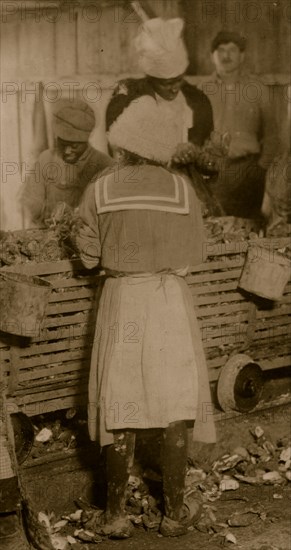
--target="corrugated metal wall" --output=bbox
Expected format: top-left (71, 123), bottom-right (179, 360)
top-left (0, 0), bottom-right (290, 230)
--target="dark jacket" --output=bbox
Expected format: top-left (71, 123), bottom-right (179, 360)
top-left (106, 78), bottom-right (214, 147)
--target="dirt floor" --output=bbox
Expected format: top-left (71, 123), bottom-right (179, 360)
top-left (20, 375), bottom-right (291, 550)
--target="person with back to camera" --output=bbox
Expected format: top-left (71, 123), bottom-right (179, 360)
top-left (75, 94), bottom-right (216, 540)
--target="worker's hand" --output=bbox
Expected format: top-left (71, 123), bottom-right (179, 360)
top-left (46, 202), bottom-right (73, 227)
top-left (172, 143), bottom-right (200, 165)
top-left (196, 151), bottom-right (223, 174)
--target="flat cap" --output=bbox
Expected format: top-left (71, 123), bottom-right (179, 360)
top-left (211, 31), bottom-right (246, 52)
top-left (52, 98), bottom-right (96, 142)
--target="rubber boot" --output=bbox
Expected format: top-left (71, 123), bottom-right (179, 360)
top-left (83, 431), bottom-right (136, 538)
top-left (162, 421), bottom-right (188, 520)
top-left (0, 512), bottom-right (30, 550)
top-left (160, 421), bottom-right (189, 536)
top-left (0, 475), bottom-right (30, 550)
top-left (160, 421), bottom-right (202, 537)
top-left (95, 431), bottom-right (136, 539)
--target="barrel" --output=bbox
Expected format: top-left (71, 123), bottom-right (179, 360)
top-left (0, 271), bottom-right (52, 337)
top-left (238, 244), bottom-right (291, 301)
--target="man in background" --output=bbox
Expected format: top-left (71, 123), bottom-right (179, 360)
top-left (201, 30), bottom-right (279, 218)
top-left (21, 98), bottom-right (113, 226)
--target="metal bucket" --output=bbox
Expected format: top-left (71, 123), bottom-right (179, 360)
top-left (238, 244), bottom-right (291, 301)
top-left (0, 271), bottom-right (52, 337)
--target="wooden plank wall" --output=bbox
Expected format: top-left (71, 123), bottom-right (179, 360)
top-left (0, 0), bottom-right (290, 231)
top-left (0, 0), bottom-right (180, 79)
top-left (1, 0), bottom-right (290, 79)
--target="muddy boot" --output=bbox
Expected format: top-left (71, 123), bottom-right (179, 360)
top-left (0, 475), bottom-right (30, 550)
top-left (100, 431), bottom-right (136, 539)
top-left (160, 421), bottom-right (201, 537)
top-left (0, 512), bottom-right (30, 550)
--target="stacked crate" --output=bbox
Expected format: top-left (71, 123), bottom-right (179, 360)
top-left (0, 238), bottom-right (290, 416)
top-left (188, 238), bottom-right (291, 385)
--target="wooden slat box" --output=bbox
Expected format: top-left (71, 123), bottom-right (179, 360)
top-left (1, 237), bottom-right (290, 416)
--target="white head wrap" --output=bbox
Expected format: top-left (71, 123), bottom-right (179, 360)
top-left (107, 96), bottom-right (179, 164)
top-left (135, 18), bottom-right (189, 79)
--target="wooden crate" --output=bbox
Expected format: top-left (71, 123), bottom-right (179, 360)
top-left (0, 259), bottom-right (102, 416)
top-left (187, 238), bottom-right (291, 384)
top-left (0, 238), bottom-right (290, 416)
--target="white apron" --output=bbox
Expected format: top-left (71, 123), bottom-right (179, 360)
top-left (88, 272), bottom-right (216, 447)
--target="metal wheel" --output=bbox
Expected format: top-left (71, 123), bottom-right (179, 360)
top-left (217, 354), bottom-right (264, 413)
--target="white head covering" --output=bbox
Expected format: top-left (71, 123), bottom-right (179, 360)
top-left (135, 17), bottom-right (189, 79)
top-left (107, 96), bottom-right (179, 164)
